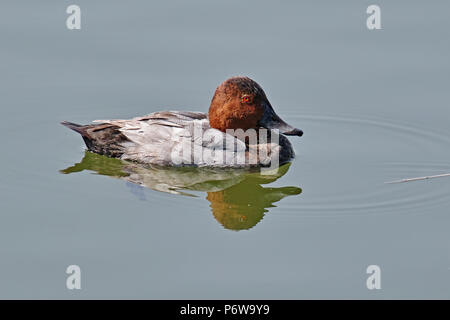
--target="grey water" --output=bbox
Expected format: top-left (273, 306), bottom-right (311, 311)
top-left (1, 0), bottom-right (449, 299)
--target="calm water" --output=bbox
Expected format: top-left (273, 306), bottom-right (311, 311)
top-left (1, 0), bottom-right (450, 299)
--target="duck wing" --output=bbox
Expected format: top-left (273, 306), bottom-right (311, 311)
top-left (63, 111), bottom-right (246, 166)
top-left (94, 111), bottom-right (247, 166)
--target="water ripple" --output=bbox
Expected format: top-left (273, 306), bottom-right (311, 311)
top-left (280, 113), bottom-right (450, 217)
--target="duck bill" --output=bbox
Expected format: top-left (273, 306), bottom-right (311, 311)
top-left (259, 103), bottom-right (303, 137)
top-left (272, 117), bottom-right (303, 136)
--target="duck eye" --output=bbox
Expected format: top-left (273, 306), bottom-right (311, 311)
top-left (241, 96), bottom-right (251, 103)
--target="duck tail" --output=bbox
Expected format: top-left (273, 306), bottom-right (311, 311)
top-left (61, 121), bottom-right (86, 134)
top-left (61, 120), bottom-right (128, 158)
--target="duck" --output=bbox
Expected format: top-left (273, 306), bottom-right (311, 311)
top-left (61, 76), bottom-right (303, 168)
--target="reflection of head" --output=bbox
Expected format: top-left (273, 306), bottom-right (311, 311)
top-left (207, 189), bottom-right (265, 231)
top-left (207, 177), bottom-right (301, 231)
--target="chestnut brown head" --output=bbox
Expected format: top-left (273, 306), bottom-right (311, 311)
top-left (208, 76), bottom-right (303, 136)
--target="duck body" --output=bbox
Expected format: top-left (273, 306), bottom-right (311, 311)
top-left (62, 77), bottom-right (303, 168)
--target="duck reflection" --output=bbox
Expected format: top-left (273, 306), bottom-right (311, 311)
top-left (61, 151), bottom-right (302, 230)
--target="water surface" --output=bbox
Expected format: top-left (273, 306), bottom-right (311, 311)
top-left (1, 0), bottom-right (450, 298)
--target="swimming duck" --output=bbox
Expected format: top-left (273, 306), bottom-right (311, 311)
top-left (62, 76), bottom-right (303, 167)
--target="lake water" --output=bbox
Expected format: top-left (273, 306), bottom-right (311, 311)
top-left (1, 0), bottom-right (449, 299)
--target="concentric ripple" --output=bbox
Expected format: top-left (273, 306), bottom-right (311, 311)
top-left (278, 113), bottom-right (450, 217)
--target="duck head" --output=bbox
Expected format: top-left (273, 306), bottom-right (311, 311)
top-left (208, 76), bottom-right (303, 136)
